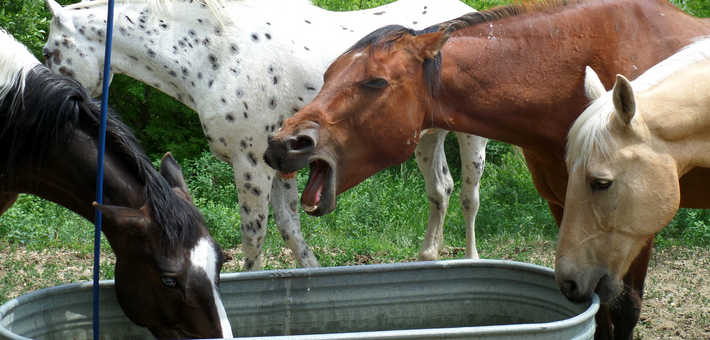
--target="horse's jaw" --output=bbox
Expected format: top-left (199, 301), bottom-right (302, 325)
top-left (263, 121), bottom-right (341, 216)
top-left (301, 159), bottom-right (337, 216)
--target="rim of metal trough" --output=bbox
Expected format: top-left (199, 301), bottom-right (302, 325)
top-left (0, 259), bottom-right (600, 340)
top-left (214, 260), bottom-right (601, 340)
top-left (93, 0), bottom-right (116, 339)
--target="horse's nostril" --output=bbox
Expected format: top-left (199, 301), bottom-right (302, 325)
top-left (563, 280), bottom-right (578, 296)
top-left (290, 135), bottom-right (315, 152)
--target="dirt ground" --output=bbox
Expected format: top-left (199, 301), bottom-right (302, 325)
top-left (1, 244), bottom-right (708, 339)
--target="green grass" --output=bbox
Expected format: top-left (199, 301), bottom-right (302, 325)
top-left (177, 138), bottom-right (560, 270)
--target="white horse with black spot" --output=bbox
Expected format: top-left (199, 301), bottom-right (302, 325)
top-left (43, 0), bottom-right (487, 270)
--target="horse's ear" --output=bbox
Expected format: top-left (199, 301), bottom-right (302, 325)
top-left (584, 66), bottom-right (606, 101)
top-left (45, 0), bottom-right (76, 34)
top-left (93, 202), bottom-right (152, 236)
top-left (612, 74), bottom-right (636, 125)
top-left (414, 25), bottom-right (454, 61)
top-left (45, 0), bottom-right (62, 18)
top-left (160, 152), bottom-right (193, 203)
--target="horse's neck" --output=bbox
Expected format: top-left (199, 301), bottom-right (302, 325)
top-left (13, 128), bottom-right (145, 221)
top-left (432, 0), bottom-right (710, 153)
top-left (95, 1), bottom-right (331, 113)
top-left (96, 0), bottom-right (471, 114)
top-left (641, 58), bottom-right (710, 174)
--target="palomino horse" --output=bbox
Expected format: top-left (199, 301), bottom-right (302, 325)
top-left (42, 0), bottom-right (487, 269)
top-left (0, 29), bottom-right (232, 339)
top-left (558, 39), bottom-right (710, 305)
top-left (263, 0), bottom-right (710, 338)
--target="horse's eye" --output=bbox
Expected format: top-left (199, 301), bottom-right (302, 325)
top-left (591, 179), bottom-right (612, 191)
top-left (161, 276), bottom-right (178, 287)
top-left (42, 52), bottom-right (51, 61)
top-left (364, 78), bottom-right (388, 89)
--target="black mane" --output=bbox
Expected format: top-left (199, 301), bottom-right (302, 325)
top-left (0, 64), bottom-right (201, 248)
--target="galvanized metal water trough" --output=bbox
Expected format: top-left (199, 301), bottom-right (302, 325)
top-left (0, 259), bottom-right (599, 340)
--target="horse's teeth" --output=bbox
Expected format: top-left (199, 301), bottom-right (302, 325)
top-left (303, 204), bottom-right (317, 213)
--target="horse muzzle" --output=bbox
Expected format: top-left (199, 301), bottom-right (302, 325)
top-left (264, 126), bottom-right (320, 173)
top-left (555, 263), bottom-right (623, 304)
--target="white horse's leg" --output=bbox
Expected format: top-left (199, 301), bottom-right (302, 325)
top-left (415, 129), bottom-right (453, 261)
top-left (456, 132), bottom-right (487, 260)
top-left (270, 175), bottom-right (319, 267)
top-left (231, 160), bottom-right (273, 271)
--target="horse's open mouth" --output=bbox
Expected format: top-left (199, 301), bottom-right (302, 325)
top-left (301, 160), bottom-right (334, 215)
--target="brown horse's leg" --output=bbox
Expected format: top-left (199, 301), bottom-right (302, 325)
top-left (547, 201), bottom-right (564, 226)
top-left (608, 236), bottom-right (653, 340)
top-left (594, 306), bottom-right (613, 340)
top-left (0, 192), bottom-right (19, 216)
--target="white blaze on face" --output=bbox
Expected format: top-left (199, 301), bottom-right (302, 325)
top-left (190, 237), bottom-right (233, 338)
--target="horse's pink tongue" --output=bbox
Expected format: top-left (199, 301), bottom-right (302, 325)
top-left (302, 162), bottom-right (326, 207)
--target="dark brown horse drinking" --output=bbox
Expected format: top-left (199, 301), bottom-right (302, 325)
top-left (0, 30), bottom-right (232, 339)
top-left (263, 0), bottom-right (710, 338)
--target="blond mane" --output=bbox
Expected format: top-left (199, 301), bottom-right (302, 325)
top-left (566, 37), bottom-right (710, 171)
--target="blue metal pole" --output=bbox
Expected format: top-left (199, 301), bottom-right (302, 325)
top-left (94, 0), bottom-right (115, 339)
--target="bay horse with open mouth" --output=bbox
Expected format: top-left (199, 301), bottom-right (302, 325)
top-left (263, 0), bottom-right (710, 338)
top-left (0, 29), bottom-right (232, 339)
top-left (559, 38), bottom-right (710, 308)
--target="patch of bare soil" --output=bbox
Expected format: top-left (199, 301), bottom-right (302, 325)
top-left (636, 247), bottom-right (710, 340)
top-left (1, 244), bottom-right (708, 339)
top-left (0, 245), bottom-right (116, 302)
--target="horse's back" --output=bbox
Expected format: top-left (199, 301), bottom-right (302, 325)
top-left (365, 0), bottom-right (474, 24)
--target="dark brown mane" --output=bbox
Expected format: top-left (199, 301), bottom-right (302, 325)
top-left (0, 65), bottom-right (202, 249)
top-left (433, 0), bottom-right (589, 32)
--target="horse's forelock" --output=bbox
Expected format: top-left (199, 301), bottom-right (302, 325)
top-left (340, 25), bottom-right (444, 101)
top-left (566, 93), bottom-right (617, 172)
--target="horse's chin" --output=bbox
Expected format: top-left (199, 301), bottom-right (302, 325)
top-left (89, 73), bottom-right (114, 98)
top-left (301, 159), bottom-right (336, 216)
top-left (89, 87), bottom-right (102, 98)
top-left (595, 274), bottom-right (624, 304)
